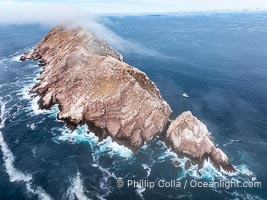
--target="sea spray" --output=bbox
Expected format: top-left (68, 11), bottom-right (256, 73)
top-left (142, 164), bottom-right (152, 178)
top-left (53, 124), bottom-right (133, 159)
top-left (65, 171), bottom-right (90, 200)
top-left (157, 139), bottom-right (256, 184)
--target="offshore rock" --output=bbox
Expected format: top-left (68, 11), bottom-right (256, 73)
top-left (166, 111), bottom-right (235, 172)
top-left (19, 55), bottom-right (26, 61)
top-left (21, 26), bottom-right (234, 171)
top-left (23, 26), bottom-right (172, 151)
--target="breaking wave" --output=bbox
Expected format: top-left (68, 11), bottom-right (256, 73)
top-left (65, 171), bottom-right (90, 200)
top-left (142, 164), bottom-right (152, 178)
top-left (0, 99), bottom-right (52, 200)
top-left (3, 48), bottom-right (261, 199)
top-left (53, 124), bottom-right (133, 159)
top-left (0, 99), bottom-right (32, 183)
top-left (158, 141), bottom-right (256, 184)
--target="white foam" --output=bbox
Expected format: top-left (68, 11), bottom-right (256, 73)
top-left (54, 125), bottom-right (123, 198)
top-left (158, 140), bottom-right (256, 185)
top-left (196, 158), bottom-right (227, 181)
top-left (158, 147), bottom-right (178, 161)
top-left (11, 55), bottom-right (22, 62)
top-left (32, 147), bottom-right (37, 157)
top-left (55, 125), bottom-right (98, 144)
top-left (0, 100), bottom-right (32, 182)
top-left (98, 165), bottom-right (117, 180)
top-left (11, 47), bottom-right (34, 62)
top-left (235, 164), bottom-right (255, 177)
top-left (223, 139), bottom-right (242, 147)
top-left (65, 171), bottom-right (90, 200)
top-left (30, 96), bottom-right (51, 115)
top-left (0, 128), bottom-right (32, 182)
top-left (20, 83), bottom-right (33, 100)
top-left (135, 183), bottom-right (145, 200)
top-left (54, 125), bottom-right (133, 159)
top-left (1, 47), bottom-right (33, 64)
top-left (26, 183), bottom-right (53, 200)
top-left (19, 83), bottom-right (51, 116)
top-left (34, 187), bottom-right (53, 200)
top-left (48, 105), bottom-right (60, 119)
top-left (0, 99), bottom-right (53, 200)
top-left (142, 164), bottom-right (151, 178)
top-left (16, 63), bottom-right (51, 118)
top-left (97, 136), bottom-right (133, 158)
top-left (27, 123), bottom-right (36, 130)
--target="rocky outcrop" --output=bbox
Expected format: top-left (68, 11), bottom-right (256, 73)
top-left (21, 26), bottom-right (235, 171)
top-left (166, 111), bottom-right (235, 171)
top-left (22, 26), bottom-right (172, 151)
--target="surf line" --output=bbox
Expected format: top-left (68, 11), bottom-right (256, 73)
top-left (0, 99), bottom-right (53, 200)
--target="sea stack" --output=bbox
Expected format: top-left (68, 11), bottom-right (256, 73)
top-left (166, 111), bottom-right (235, 171)
top-left (21, 26), bottom-right (235, 171)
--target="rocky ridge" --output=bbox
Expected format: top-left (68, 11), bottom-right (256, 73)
top-left (22, 26), bottom-right (172, 151)
top-left (21, 26), bottom-right (235, 171)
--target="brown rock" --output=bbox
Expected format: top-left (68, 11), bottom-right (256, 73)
top-left (24, 26), bottom-right (172, 151)
top-left (166, 111), bottom-right (235, 172)
top-left (22, 25), bottom-right (235, 172)
top-left (172, 160), bottom-right (181, 167)
top-left (38, 60), bottom-right (47, 66)
top-left (19, 55), bottom-right (26, 61)
top-left (185, 160), bottom-right (192, 170)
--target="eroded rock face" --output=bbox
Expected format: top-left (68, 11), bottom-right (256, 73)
top-left (21, 26), bottom-right (235, 171)
top-left (23, 26), bottom-right (172, 151)
top-left (166, 111), bottom-right (235, 172)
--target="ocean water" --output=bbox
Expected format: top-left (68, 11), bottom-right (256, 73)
top-left (0, 13), bottom-right (266, 199)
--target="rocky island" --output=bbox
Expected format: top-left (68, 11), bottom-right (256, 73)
top-left (166, 111), bottom-right (235, 171)
top-left (21, 26), bottom-right (235, 172)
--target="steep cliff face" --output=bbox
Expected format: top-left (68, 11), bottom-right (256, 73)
top-left (23, 26), bottom-right (172, 151)
top-left (21, 26), bottom-right (235, 171)
top-left (166, 111), bottom-right (235, 171)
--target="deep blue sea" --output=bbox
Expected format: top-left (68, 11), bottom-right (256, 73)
top-left (0, 13), bottom-right (266, 200)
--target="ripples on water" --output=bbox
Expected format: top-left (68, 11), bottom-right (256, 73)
top-left (0, 14), bottom-right (267, 199)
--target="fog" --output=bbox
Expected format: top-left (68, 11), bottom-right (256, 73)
top-left (0, 3), bottom-right (163, 56)
top-left (1, 1), bottom-right (265, 56)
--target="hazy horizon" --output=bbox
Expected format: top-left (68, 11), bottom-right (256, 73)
top-left (1, 0), bottom-right (267, 26)
top-left (1, 0), bottom-right (267, 15)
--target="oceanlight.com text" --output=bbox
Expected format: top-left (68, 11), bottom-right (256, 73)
top-left (116, 178), bottom-right (262, 190)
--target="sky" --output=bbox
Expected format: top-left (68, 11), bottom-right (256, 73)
top-left (0, 0), bottom-right (267, 25)
top-left (1, 0), bottom-right (267, 14)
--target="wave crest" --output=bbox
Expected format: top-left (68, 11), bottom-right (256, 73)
top-left (65, 171), bottom-right (90, 200)
top-left (0, 99), bottom-right (52, 200)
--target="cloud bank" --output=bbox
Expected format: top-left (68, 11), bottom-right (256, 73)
top-left (0, 1), bottom-right (164, 56)
top-left (0, 0), bottom-right (265, 57)
top-left (0, 2), bottom-right (91, 25)
top-left (0, 0), bottom-right (266, 26)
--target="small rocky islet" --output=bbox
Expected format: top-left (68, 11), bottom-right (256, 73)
top-left (21, 26), bottom-right (235, 172)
